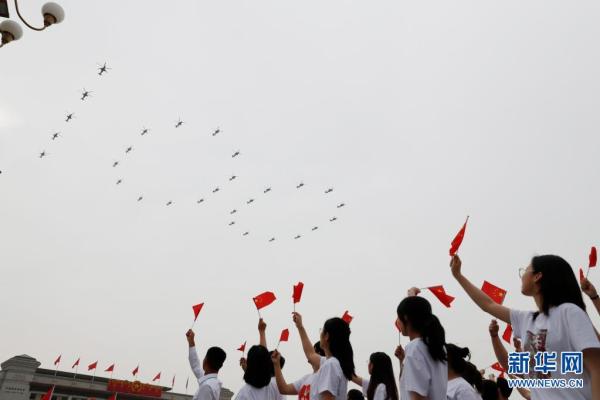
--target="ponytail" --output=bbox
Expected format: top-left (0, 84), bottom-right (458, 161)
top-left (446, 344), bottom-right (483, 393)
top-left (397, 296), bottom-right (447, 362)
top-left (323, 317), bottom-right (356, 380)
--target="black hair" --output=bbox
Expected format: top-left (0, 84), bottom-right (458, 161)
top-left (243, 345), bottom-right (272, 388)
top-left (314, 341), bottom-right (325, 356)
top-left (480, 379), bottom-right (499, 400)
top-left (323, 317), bottom-right (355, 380)
top-left (496, 377), bottom-right (513, 398)
top-left (205, 347), bottom-right (226, 371)
top-left (268, 350), bottom-right (285, 377)
top-left (347, 389), bottom-right (365, 400)
top-left (446, 344), bottom-right (482, 393)
top-left (366, 352), bottom-right (398, 400)
top-left (396, 296), bottom-right (447, 362)
top-left (531, 255), bottom-right (585, 319)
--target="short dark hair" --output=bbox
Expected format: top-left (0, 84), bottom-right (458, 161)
top-left (347, 388), bottom-right (364, 400)
top-left (496, 377), bottom-right (513, 398)
top-left (480, 379), bottom-right (499, 400)
top-left (243, 345), bottom-right (272, 388)
top-left (205, 347), bottom-right (226, 371)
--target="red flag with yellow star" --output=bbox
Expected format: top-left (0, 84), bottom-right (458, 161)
top-left (481, 281), bottom-right (507, 305)
top-left (253, 291), bottom-right (276, 310)
top-left (427, 285), bottom-right (455, 308)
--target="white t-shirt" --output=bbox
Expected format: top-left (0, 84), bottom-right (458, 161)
top-left (234, 382), bottom-right (280, 400)
top-left (446, 377), bottom-right (481, 400)
top-left (311, 357), bottom-right (348, 400)
top-left (399, 338), bottom-right (447, 400)
top-left (361, 378), bottom-right (387, 400)
top-left (511, 303), bottom-right (600, 400)
top-left (293, 373), bottom-right (315, 400)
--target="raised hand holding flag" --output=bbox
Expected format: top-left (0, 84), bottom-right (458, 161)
top-left (449, 216), bottom-right (469, 256)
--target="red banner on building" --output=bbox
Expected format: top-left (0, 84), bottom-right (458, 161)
top-left (107, 379), bottom-right (162, 397)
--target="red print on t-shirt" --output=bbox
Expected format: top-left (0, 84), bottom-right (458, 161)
top-left (525, 329), bottom-right (551, 378)
top-left (298, 384), bottom-right (310, 400)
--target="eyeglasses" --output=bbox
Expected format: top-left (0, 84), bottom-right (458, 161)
top-left (518, 267), bottom-right (528, 278)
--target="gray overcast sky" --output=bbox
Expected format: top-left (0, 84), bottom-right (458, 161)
top-left (2, 0), bottom-right (600, 396)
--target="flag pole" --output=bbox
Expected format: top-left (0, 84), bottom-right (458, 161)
top-left (91, 368), bottom-right (97, 385)
top-left (74, 363), bottom-right (79, 381)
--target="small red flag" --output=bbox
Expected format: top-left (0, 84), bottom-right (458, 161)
top-left (253, 291), bottom-right (276, 310)
top-left (237, 342), bottom-right (247, 352)
top-left (590, 246), bottom-right (597, 268)
top-left (153, 372), bottom-right (161, 382)
top-left (481, 281), bottom-right (507, 305)
top-left (427, 285), bottom-right (455, 308)
top-left (293, 282), bottom-right (304, 304)
top-left (580, 267), bottom-right (585, 282)
top-left (72, 358), bottom-right (80, 369)
top-left (192, 303), bottom-right (204, 321)
top-left (342, 310), bottom-right (353, 324)
top-left (132, 365), bottom-right (139, 376)
top-left (88, 361), bottom-right (98, 371)
top-left (491, 362), bottom-right (505, 372)
top-left (54, 355), bottom-right (61, 366)
top-left (107, 394), bottom-right (118, 400)
top-left (279, 329), bottom-right (290, 342)
top-left (105, 363), bottom-right (115, 373)
top-left (502, 324), bottom-right (512, 344)
top-left (449, 216), bottom-right (469, 256)
top-left (41, 386), bottom-right (55, 400)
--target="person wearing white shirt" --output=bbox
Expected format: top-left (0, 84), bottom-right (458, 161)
top-left (446, 344), bottom-right (482, 400)
top-left (273, 316), bottom-right (355, 400)
top-left (186, 329), bottom-right (226, 400)
top-left (396, 295), bottom-right (448, 400)
top-left (235, 345), bottom-right (280, 400)
top-left (271, 312), bottom-right (327, 399)
top-left (450, 254), bottom-right (600, 400)
top-left (350, 352), bottom-right (399, 400)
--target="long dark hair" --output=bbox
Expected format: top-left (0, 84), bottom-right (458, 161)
top-left (531, 255), bottom-right (585, 319)
top-left (243, 345), bottom-right (271, 388)
top-left (446, 344), bottom-right (482, 393)
top-left (366, 352), bottom-right (398, 400)
top-left (322, 317), bottom-right (355, 379)
top-left (397, 296), bottom-right (446, 362)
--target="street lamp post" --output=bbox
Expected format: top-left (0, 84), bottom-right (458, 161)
top-left (0, 0), bottom-right (64, 48)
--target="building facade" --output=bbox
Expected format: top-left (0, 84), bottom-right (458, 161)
top-left (0, 355), bottom-right (233, 400)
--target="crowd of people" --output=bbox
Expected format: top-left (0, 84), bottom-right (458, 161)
top-left (184, 254), bottom-right (600, 400)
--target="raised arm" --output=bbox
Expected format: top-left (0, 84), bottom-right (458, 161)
top-left (271, 350), bottom-right (298, 395)
top-left (488, 320), bottom-right (509, 371)
top-left (450, 255), bottom-right (511, 323)
top-left (258, 318), bottom-right (267, 348)
top-left (580, 275), bottom-right (600, 318)
top-left (186, 329), bottom-right (204, 379)
top-left (293, 312), bottom-right (321, 370)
